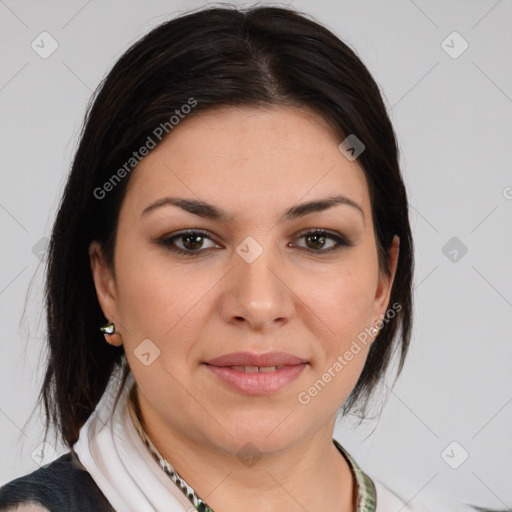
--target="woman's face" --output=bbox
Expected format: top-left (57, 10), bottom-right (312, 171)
top-left (90, 105), bottom-right (399, 456)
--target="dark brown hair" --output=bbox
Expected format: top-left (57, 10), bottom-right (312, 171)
top-left (38, 4), bottom-right (414, 447)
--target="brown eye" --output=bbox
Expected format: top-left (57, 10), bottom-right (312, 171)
top-left (182, 233), bottom-right (205, 250)
top-left (292, 229), bottom-right (354, 253)
top-left (305, 233), bottom-right (328, 250)
top-left (158, 230), bottom-right (219, 255)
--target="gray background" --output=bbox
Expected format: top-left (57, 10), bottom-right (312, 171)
top-left (0, 0), bottom-right (511, 509)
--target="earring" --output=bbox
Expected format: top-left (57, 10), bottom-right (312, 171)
top-left (371, 326), bottom-right (380, 336)
top-left (100, 322), bottom-right (123, 346)
top-left (100, 322), bottom-right (115, 334)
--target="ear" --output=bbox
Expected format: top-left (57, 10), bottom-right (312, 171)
top-left (372, 235), bottom-right (400, 323)
top-left (89, 240), bottom-right (119, 326)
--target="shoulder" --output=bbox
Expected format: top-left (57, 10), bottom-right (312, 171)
top-left (373, 479), bottom-right (501, 512)
top-left (0, 450), bottom-right (114, 512)
top-left (374, 480), bottom-right (421, 511)
top-left (0, 504), bottom-right (50, 512)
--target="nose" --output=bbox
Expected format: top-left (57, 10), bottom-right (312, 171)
top-left (220, 244), bottom-right (295, 332)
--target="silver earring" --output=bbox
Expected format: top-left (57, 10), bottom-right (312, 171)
top-left (100, 322), bottom-right (115, 334)
top-left (371, 326), bottom-right (379, 336)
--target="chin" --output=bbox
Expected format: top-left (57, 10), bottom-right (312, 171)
top-left (215, 420), bottom-right (304, 454)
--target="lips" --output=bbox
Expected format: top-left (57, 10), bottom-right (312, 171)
top-left (203, 351), bottom-right (307, 368)
top-left (202, 351), bottom-right (308, 395)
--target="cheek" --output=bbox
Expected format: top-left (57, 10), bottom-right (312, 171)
top-left (295, 258), bottom-right (376, 339)
top-left (114, 244), bottom-right (216, 353)
top-left (114, 237), bottom-right (177, 319)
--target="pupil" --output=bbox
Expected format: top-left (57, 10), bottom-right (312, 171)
top-left (185, 235), bottom-right (203, 250)
top-left (307, 234), bottom-right (325, 249)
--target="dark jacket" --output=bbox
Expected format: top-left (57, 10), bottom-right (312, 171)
top-left (0, 450), bottom-right (114, 512)
top-left (1, 450), bottom-right (509, 512)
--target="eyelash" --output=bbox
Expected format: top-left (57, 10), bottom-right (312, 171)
top-left (157, 229), bottom-right (354, 256)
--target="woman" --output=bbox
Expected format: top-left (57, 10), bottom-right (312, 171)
top-left (0, 4), bottom-right (496, 512)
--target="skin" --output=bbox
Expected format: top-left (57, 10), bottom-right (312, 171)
top-left (89, 105), bottom-right (399, 512)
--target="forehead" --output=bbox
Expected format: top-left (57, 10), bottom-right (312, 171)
top-left (123, 106), bottom-right (370, 221)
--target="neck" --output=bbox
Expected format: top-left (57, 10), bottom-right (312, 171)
top-left (132, 387), bottom-right (357, 512)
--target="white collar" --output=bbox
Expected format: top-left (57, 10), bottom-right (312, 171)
top-left (73, 368), bottom-right (454, 512)
top-left (73, 370), bottom-right (193, 512)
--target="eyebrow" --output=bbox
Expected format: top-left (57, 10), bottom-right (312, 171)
top-left (141, 195), bottom-right (365, 224)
